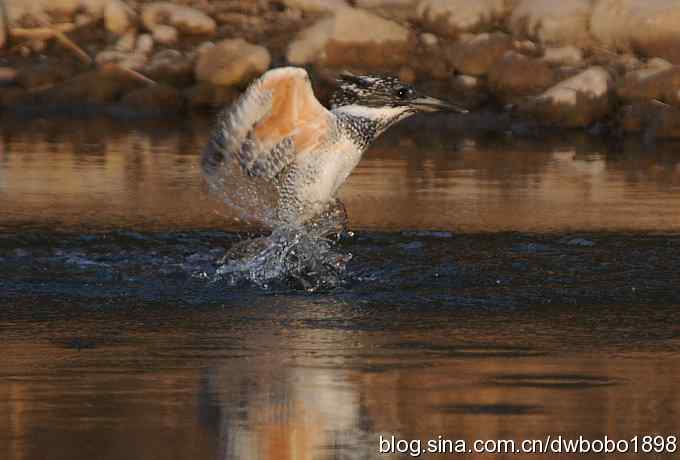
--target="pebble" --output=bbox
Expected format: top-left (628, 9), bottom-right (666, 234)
top-left (420, 32), bottom-right (439, 46)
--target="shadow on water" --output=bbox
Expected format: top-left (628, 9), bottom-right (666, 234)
top-left (1, 117), bottom-right (680, 459)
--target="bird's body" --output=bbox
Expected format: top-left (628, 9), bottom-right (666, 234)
top-left (203, 67), bottom-right (462, 226)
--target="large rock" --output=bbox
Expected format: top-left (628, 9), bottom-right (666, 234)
top-left (523, 66), bottom-right (613, 127)
top-left (195, 39), bottom-right (270, 86)
top-left (617, 66), bottom-right (680, 106)
top-left (141, 2), bottom-right (216, 36)
top-left (591, 0), bottom-right (680, 64)
top-left (287, 7), bottom-right (412, 68)
top-left (445, 32), bottom-right (514, 77)
top-left (509, 0), bottom-right (594, 46)
top-left (416, 0), bottom-right (507, 37)
top-left (488, 51), bottom-right (556, 103)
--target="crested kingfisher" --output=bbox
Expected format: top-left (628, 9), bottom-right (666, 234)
top-left (203, 66), bottom-right (466, 227)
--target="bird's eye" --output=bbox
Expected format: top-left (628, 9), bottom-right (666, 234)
top-left (396, 87), bottom-right (414, 99)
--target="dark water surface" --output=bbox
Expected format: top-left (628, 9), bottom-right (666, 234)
top-left (1, 117), bottom-right (679, 459)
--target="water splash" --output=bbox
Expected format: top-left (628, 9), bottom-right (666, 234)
top-left (214, 207), bottom-right (352, 292)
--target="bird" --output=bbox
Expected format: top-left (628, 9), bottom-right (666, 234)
top-left (202, 66), bottom-right (466, 228)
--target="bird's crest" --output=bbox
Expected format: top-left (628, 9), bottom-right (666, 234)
top-left (330, 71), bottom-right (416, 109)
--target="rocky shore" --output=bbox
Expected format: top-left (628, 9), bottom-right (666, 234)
top-left (1, 0), bottom-right (680, 139)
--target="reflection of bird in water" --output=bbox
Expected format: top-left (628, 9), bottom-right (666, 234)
top-left (202, 66), bottom-right (466, 228)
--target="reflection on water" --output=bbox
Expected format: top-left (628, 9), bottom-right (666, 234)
top-left (1, 117), bottom-right (680, 232)
top-left (1, 116), bottom-right (679, 460)
top-left (1, 300), bottom-right (679, 460)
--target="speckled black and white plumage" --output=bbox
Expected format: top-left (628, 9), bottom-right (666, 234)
top-left (203, 67), bottom-right (457, 226)
top-left (330, 73), bottom-right (418, 109)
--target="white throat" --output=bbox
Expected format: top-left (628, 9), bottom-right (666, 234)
top-left (334, 104), bottom-right (412, 122)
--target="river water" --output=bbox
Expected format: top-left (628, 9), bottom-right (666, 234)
top-left (1, 116), bottom-right (679, 459)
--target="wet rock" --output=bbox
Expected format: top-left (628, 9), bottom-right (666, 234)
top-left (104, 0), bottom-right (135, 35)
top-left (620, 101), bottom-right (680, 139)
top-left (287, 7), bottom-right (412, 68)
top-left (144, 49), bottom-right (195, 87)
top-left (283, 0), bottom-right (348, 11)
top-left (523, 66), bottom-right (613, 127)
top-left (185, 82), bottom-right (240, 111)
top-left (141, 2), bottom-right (217, 36)
top-left (488, 51), bottom-right (556, 103)
top-left (617, 65), bottom-right (680, 106)
top-left (416, 0), bottom-right (507, 38)
top-left (509, 0), bottom-right (593, 46)
top-left (446, 32), bottom-right (513, 77)
top-left (195, 38), bottom-right (270, 86)
top-left (151, 25), bottom-right (178, 45)
top-left (591, 0), bottom-right (680, 64)
top-left (121, 84), bottom-right (184, 114)
top-left (542, 46), bottom-right (584, 67)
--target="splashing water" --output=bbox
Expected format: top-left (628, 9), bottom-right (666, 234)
top-left (204, 152), bottom-right (352, 291)
top-left (215, 206), bottom-right (352, 291)
top-left (215, 227), bottom-right (352, 291)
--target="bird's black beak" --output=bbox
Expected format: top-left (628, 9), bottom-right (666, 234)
top-left (410, 96), bottom-right (468, 114)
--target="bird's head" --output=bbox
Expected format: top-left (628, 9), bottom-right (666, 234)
top-left (329, 72), bottom-right (467, 128)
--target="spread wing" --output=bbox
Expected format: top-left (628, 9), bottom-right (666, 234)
top-left (202, 67), bottom-right (332, 181)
